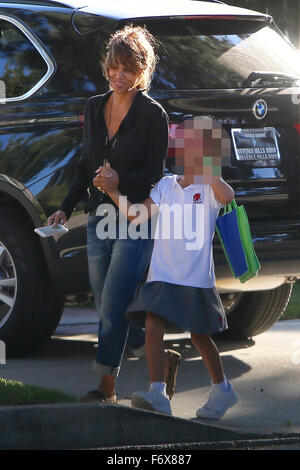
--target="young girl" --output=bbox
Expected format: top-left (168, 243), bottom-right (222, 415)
top-left (94, 142), bottom-right (238, 419)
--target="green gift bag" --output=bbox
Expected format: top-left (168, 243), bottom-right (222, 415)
top-left (216, 199), bottom-right (261, 283)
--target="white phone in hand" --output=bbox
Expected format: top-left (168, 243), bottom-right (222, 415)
top-left (34, 224), bottom-right (69, 238)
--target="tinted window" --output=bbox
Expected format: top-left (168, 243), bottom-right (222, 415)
top-left (0, 18), bottom-right (48, 99)
top-left (141, 20), bottom-right (300, 90)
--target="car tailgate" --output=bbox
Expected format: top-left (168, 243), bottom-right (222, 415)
top-left (154, 87), bottom-right (300, 223)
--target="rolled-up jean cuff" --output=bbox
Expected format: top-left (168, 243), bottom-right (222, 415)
top-left (92, 360), bottom-right (120, 378)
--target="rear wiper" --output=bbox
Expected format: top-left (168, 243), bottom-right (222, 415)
top-left (242, 71), bottom-right (300, 87)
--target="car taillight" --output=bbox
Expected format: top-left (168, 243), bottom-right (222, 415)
top-left (78, 114), bottom-right (84, 130)
top-left (168, 15), bottom-right (237, 20)
top-left (168, 123), bottom-right (180, 157)
top-left (182, 15), bottom-right (237, 20)
top-left (169, 123), bottom-right (179, 138)
top-left (293, 124), bottom-right (300, 134)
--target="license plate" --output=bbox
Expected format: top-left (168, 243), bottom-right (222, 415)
top-left (231, 127), bottom-right (281, 161)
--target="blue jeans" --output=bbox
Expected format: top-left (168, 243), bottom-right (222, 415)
top-left (87, 213), bottom-right (154, 378)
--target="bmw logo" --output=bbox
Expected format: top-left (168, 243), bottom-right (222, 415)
top-left (252, 99), bottom-right (268, 120)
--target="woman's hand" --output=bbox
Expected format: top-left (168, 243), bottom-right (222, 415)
top-left (48, 210), bottom-right (67, 227)
top-left (93, 162), bottom-right (119, 194)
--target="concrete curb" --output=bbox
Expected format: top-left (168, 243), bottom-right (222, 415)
top-left (98, 437), bottom-right (300, 450)
top-left (0, 402), bottom-right (287, 450)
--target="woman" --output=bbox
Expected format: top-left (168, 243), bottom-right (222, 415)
top-left (48, 25), bottom-right (180, 403)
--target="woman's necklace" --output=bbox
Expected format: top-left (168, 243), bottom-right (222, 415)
top-left (105, 94), bottom-right (117, 147)
top-left (106, 94), bottom-right (113, 132)
top-left (106, 90), bottom-right (137, 140)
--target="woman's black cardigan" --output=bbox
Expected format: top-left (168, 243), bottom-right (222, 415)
top-left (59, 89), bottom-right (169, 219)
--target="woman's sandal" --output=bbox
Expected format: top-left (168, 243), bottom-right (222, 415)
top-left (79, 349), bottom-right (181, 403)
top-left (79, 389), bottom-right (117, 404)
top-left (164, 349), bottom-right (182, 400)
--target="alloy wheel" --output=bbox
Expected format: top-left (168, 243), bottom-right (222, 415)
top-left (0, 241), bottom-right (17, 327)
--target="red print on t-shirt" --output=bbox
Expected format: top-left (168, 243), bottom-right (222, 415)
top-left (193, 193), bottom-right (201, 203)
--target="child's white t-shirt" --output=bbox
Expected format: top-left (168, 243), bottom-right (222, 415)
top-left (146, 175), bottom-right (224, 288)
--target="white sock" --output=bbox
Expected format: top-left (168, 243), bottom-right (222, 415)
top-left (212, 378), bottom-right (230, 392)
top-left (150, 382), bottom-right (167, 396)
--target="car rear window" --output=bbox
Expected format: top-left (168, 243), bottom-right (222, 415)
top-left (140, 19), bottom-right (300, 90)
top-left (82, 17), bottom-right (300, 91)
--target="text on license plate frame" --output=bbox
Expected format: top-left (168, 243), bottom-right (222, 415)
top-left (231, 127), bottom-right (281, 161)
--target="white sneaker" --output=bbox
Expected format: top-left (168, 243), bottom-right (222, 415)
top-left (196, 382), bottom-right (238, 419)
top-left (131, 389), bottom-right (172, 415)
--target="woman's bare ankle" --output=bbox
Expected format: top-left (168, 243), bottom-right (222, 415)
top-left (98, 375), bottom-right (115, 397)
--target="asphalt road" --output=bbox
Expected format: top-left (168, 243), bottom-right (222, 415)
top-left (1, 307), bottom-right (300, 437)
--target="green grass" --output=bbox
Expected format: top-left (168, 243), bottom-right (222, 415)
top-left (0, 378), bottom-right (76, 406)
top-left (281, 280), bottom-right (300, 320)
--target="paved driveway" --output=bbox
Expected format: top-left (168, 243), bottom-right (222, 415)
top-left (1, 307), bottom-right (300, 435)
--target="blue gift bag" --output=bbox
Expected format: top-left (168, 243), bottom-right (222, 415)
top-left (216, 199), bottom-right (261, 283)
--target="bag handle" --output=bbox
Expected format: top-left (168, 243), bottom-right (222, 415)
top-left (223, 198), bottom-right (237, 214)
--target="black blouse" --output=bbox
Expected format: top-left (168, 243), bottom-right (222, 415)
top-left (59, 89), bottom-right (169, 219)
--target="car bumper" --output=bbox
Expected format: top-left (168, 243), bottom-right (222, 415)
top-left (214, 231), bottom-right (300, 292)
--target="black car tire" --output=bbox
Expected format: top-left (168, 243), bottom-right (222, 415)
top-left (218, 283), bottom-right (294, 339)
top-left (0, 206), bottom-right (65, 356)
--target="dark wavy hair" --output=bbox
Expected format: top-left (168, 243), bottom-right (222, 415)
top-left (102, 24), bottom-right (159, 91)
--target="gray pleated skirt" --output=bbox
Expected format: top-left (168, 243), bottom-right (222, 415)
top-left (125, 281), bottom-right (228, 335)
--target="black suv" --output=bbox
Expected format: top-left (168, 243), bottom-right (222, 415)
top-left (0, 0), bottom-right (300, 355)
